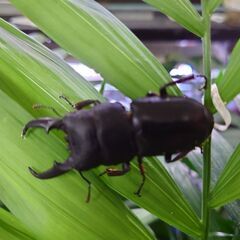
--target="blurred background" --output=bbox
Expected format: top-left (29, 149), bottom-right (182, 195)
top-left (0, 0), bottom-right (239, 82)
top-left (1, 0), bottom-right (239, 109)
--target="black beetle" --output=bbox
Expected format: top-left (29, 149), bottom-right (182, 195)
top-left (22, 74), bottom-right (214, 202)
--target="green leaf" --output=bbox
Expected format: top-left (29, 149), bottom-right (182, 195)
top-left (143, 0), bottom-right (204, 37)
top-left (0, 89), bottom-right (154, 240)
top-left (10, 0), bottom-right (174, 99)
top-left (224, 201), bottom-right (240, 225)
top-left (187, 130), bottom-right (234, 186)
top-left (0, 19), bottom-right (201, 237)
top-left (0, 19), bottom-right (154, 240)
top-left (186, 130), bottom-right (240, 209)
top-left (164, 161), bottom-right (201, 217)
top-left (207, 0), bottom-right (223, 14)
top-left (0, 18), bottom-right (103, 116)
top-left (209, 210), bottom-right (235, 237)
top-left (0, 17), bottom-right (201, 236)
top-left (218, 113), bottom-right (240, 149)
top-left (216, 39), bottom-right (240, 104)
top-left (0, 208), bottom-right (34, 240)
top-left (209, 144), bottom-right (240, 208)
top-left (98, 157), bottom-right (201, 237)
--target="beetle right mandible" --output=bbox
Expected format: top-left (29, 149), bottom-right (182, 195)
top-left (22, 74), bottom-right (214, 202)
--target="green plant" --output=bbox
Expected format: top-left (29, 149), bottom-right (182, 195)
top-left (0, 0), bottom-right (239, 239)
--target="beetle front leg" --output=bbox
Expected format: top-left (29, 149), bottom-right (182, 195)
top-left (74, 100), bottom-right (100, 110)
top-left (22, 118), bottom-right (62, 137)
top-left (29, 160), bottom-right (72, 179)
top-left (134, 156), bottom-right (146, 197)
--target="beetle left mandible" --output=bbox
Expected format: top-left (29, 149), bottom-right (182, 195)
top-left (22, 74), bottom-right (214, 202)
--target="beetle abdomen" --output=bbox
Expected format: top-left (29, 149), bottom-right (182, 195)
top-left (131, 96), bottom-right (214, 156)
top-left (93, 103), bottom-right (136, 165)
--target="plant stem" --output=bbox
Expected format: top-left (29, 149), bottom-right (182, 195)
top-left (201, 1), bottom-right (212, 240)
top-left (202, 16), bottom-right (212, 107)
top-left (202, 138), bottom-right (211, 240)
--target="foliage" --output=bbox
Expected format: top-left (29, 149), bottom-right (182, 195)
top-left (0, 0), bottom-right (239, 239)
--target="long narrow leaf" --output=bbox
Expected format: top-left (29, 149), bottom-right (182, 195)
top-left (187, 130), bottom-right (234, 185)
top-left (10, 0), bottom-right (174, 99)
top-left (143, 0), bottom-right (204, 37)
top-left (216, 39), bottom-right (240, 104)
top-left (0, 18), bottom-right (153, 240)
top-left (0, 208), bottom-right (34, 240)
top-left (164, 161), bottom-right (201, 217)
top-left (0, 19), bottom-right (201, 237)
top-left (0, 89), bottom-right (154, 240)
top-left (98, 157), bottom-right (201, 237)
top-left (0, 18), bottom-right (103, 116)
top-left (207, 0), bottom-right (223, 14)
top-left (209, 144), bottom-right (240, 208)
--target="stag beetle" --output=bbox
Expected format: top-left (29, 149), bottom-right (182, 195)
top-left (22, 74), bottom-right (214, 202)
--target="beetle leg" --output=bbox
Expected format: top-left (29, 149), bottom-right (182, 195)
top-left (165, 153), bottom-right (172, 163)
top-left (22, 118), bottom-right (62, 137)
top-left (59, 95), bottom-right (100, 110)
top-left (159, 74), bottom-right (207, 97)
top-left (134, 156), bottom-right (146, 197)
top-left (78, 171), bottom-right (92, 203)
top-left (28, 160), bottom-right (72, 179)
top-left (99, 163), bottom-right (130, 177)
top-left (74, 100), bottom-right (100, 110)
top-left (165, 151), bottom-right (191, 163)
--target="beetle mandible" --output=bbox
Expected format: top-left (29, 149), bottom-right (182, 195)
top-left (22, 74), bottom-right (214, 202)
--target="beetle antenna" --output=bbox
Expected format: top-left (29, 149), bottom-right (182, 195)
top-left (160, 74), bottom-right (207, 97)
top-left (78, 171), bottom-right (92, 203)
top-left (32, 104), bottom-right (61, 117)
top-left (59, 95), bottom-right (75, 108)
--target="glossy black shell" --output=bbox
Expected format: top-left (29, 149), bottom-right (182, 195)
top-left (61, 96), bottom-right (213, 170)
top-left (131, 96), bottom-right (214, 156)
top-left (22, 75), bottom-right (214, 200)
top-left (62, 102), bottom-right (136, 170)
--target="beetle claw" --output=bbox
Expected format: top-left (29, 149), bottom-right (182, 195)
top-left (22, 118), bottom-right (62, 137)
top-left (28, 159), bottom-right (72, 179)
top-left (28, 167), bottom-right (39, 177)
